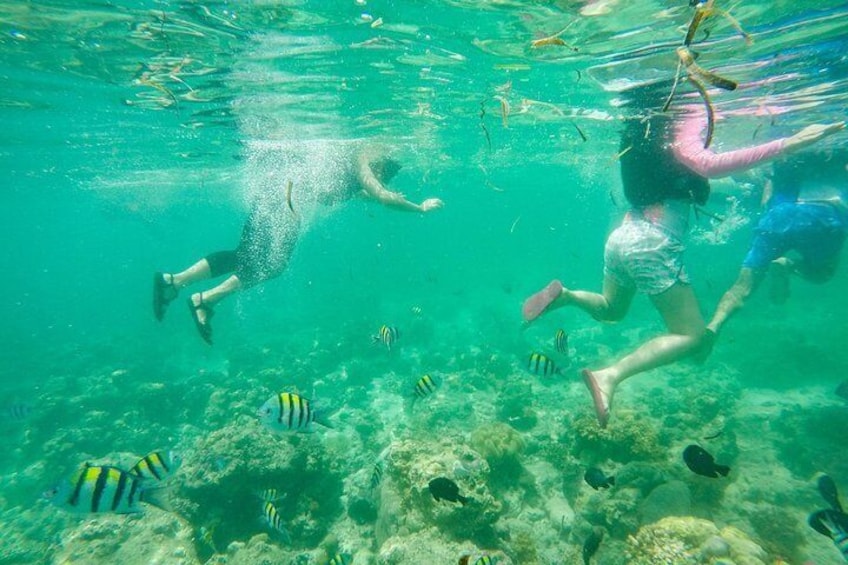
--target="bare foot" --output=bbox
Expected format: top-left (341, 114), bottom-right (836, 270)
top-left (581, 369), bottom-right (614, 428)
top-left (522, 280), bottom-right (564, 322)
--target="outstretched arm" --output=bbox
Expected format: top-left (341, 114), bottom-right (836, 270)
top-left (673, 109), bottom-right (844, 178)
top-left (356, 151), bottom-right (443, 213)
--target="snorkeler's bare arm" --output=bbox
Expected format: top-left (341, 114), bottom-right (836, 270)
top-left (356, 152), bottom-right (443, 213)
top-left (673, 110), bottom-right (844, 179)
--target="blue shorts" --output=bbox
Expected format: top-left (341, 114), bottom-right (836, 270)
top-left (742, 202), bottom-right (846, 272)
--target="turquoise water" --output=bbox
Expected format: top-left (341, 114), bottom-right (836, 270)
top-left (2, 1), bottom-right (848, 564)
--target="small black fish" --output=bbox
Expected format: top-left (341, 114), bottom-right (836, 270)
top-left (683, 444), bottom-right (730, 478)
top-left (836, 380), bottom-right (848, 401)
top-left (582, 527), bottom-right (604, 565)
top-left (584, 467), bottom-right (615, 490)
top-left (428, 477), bottom-right (468, 506)
top-left (818, 474), bottom-right (844, 512)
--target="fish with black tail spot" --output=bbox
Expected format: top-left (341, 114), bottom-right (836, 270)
top-left (584, 467), bottom-right (615, 490)
top-left (428, 477), bottom-right (469, 506)
top-left (683, 444), bottom-right (730, 478)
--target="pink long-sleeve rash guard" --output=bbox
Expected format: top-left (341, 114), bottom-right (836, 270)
top-left (672, 109), bottom-right (787, 178)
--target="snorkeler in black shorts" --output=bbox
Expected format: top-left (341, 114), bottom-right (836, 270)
top-left (153, 145), bottom-right (443, 344)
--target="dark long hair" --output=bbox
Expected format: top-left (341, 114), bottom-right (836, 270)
top-left (617, 81), bottom-right (710, 207)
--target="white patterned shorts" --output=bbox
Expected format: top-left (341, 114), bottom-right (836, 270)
top-left (603, 219), bottom-right (689, 295)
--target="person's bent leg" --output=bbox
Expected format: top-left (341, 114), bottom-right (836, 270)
top-left (706, 267), bottom-right (765, 335)
top-left (579, 274), bottom-right (636, 322)
top-left (574, 276), bottom-right (636, 427)
top-left (524, 275), bottom-right (635, 323)
top-left (154, 251), bottom-right (237, 321)
top-left (190, 274), bottom-right (243, 310)
top-left (583, 282), bottom-right (703, 426)
top-left (172, 250), bottom-right (238, 288)
top-left (187, 275), bottom-right (243, 344)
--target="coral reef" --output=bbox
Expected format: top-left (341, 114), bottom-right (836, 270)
top-left (377, 437), bottom-right (500, 545)
top-left (568, 410), bottom-right (666, 462)
top-left (469, 422), bottom-right (526, 480)
top-left (626, 516), bottom-right (768, 565)
top-left (53, 510), bottom-right (200, 565)
top-left (176, 415), bottom-right (343, 561)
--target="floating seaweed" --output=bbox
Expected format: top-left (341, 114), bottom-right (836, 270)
top-left (676, 46), bottom-right (738, 91)
top-left (684, 0), bottom-right (751, 47)
top-left (666, 46), bottom-right (738, 149)
top-left (530, 21), bottom-right (578, 51)
top-left (572, 122), bottom-right (587, 142)
top-left (479, 100), bottom-right (492, 151)
top-left (494, 95), bottom-right (510, 128)
top-left (687, 74), bottom-right (716, 149)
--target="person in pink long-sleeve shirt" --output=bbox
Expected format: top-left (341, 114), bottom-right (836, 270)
top-left (522, 84), bottom-right (843, 428)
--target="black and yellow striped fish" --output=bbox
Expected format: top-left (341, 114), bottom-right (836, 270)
top-left (258, 392), bottom-right (331, 432)
top-left (259, 488), bottom-right (284, 503)
top-left (329, 553), bottom-right (353, 565)
top-left (130, 450), bottom-right (181, 482)
top-left (373, 325), bottom-right (399, 350)
top-left (527, 352), bottom-right (560, 376)
top-left (262, 500), bottom-right (292, 544)
top-left (555, 329), bottom-right (569, 355)
top-left (459, 554), bottom-right (496, 565)
top-left (46, 463), bottom-right (167, 514)
top-left (413, 374), bottom-right (439, 399)
top-left (370, 460), bottom-right (383, 490)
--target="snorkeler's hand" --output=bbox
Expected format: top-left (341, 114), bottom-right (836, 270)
top-left (419, 198), bottom-right (444, 212)
top-left (784, 122), bottom-right (845, 152)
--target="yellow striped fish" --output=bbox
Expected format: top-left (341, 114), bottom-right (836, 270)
top-left (372, 325), bottom-right (399, 350)
top-left (329, 553), bottom-right (353, 565)
top-left (259, 488), bottom-right (284, 502)
top-left (526, 352), bottom-right (560, 376)
top-left (555, 329), bottom-right (569, 355)
top-left (45, 463), bottom-right (167, 514)
top-left (262, 500), bottom-right (292, 544)
top-left (459, 555), bottom-right (496, 565)
top-left (257, 392), bottom-right (331, 432)
top-left (130, 450), bottom-right (181, 482)
top-left (370, 460), bottom-right (383, 490)
top-left (413, 374), bottom-right (439, 399)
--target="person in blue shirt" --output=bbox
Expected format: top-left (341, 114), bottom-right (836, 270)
top-left (706, 150), bottom-right (848, 337)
